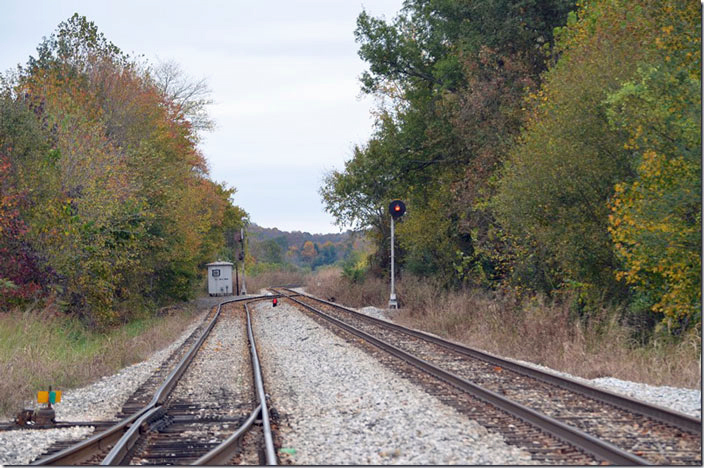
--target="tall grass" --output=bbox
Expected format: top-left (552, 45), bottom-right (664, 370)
top-left (305, 266), bottom-right (388, 305)
top-left (0, 303), bottom-right (201, 418)
top-left (246, 269), bottom-right (309, 294)
top-left (305, 268), bottom-right (702, 389)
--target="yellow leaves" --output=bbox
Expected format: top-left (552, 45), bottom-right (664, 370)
top-left (609, 150), bottom-right (701, 324)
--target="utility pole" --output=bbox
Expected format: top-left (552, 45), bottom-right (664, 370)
top-left (233, 229), bottom-right (241, 295)
top-left (235, 262), bottom-right (240, 295)
top-left (240, 227), bottom-right (247, 295)
top-left (388, 200), bottom-right (406, 309)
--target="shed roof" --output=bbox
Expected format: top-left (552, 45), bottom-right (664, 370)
top-left (206, 261), bottom-right (234, 267)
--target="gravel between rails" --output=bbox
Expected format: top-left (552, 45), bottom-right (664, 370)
top-left (130, 302), bottom-right (254, 465)
top-left (252, 300), bottom-right (537, 465)
top-left (167, 302), bottom-right (252, 420)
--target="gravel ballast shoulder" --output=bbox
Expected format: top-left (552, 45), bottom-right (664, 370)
top-left (356, 305), bottom-right (702, 419)
top-left (0, 426), bottom-right (94, 466)
top-left (253, 301), bottom-right (537, 465)
top-left (0, 306), bottom-right (207, 466)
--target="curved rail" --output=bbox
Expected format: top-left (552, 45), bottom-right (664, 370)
top-left (278, 290), bottom-right (650, 466)
top-left (191, 404), bottom-right (262, 465)
top-left (245, 302), bottom-right (277, 465)
top-left (192, 301), bottom-right (277, 465)
top-left (32, 295), bottom-right (268, 466)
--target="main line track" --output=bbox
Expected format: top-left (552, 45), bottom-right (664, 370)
top-left (274, 288), bottom-right (701, 466)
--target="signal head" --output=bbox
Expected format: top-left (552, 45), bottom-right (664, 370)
top-left (389, 200), bottom-right (406, 219)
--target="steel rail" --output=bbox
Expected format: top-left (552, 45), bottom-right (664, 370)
top-left (245, 302), bottom-right (278, 465)
top-left (101, 406), bottom-right (164, 465)
top-left (193, 298), bottom-right (280, 465)
top-left (191, 405), bottom-right (262, 465)
top-left (283, 293), bottom-right (651, 466)
top-left (283, 288), bottom-right (702, 435)
top-left (102, 295), bottom-right (270, 466)
top-left (29, 409), bottom-right (147, 466)
top-left (32, 295), bottom-right (268, 466)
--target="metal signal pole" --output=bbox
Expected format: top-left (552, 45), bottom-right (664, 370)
top-left (389, 215), bottom-right (398, 309)
top-left (388, 200), bottom-right (406, 309)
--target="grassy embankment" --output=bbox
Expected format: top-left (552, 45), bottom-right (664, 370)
top-left (300, 267), bottom-right (700, 389)
top-left (0, 301), bottom-right (204, 419)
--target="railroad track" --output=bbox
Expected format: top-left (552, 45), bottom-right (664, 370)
top-left (274, 288), bottom-right (702, 466)
top-left (31, 295), bottom-right (277, 466)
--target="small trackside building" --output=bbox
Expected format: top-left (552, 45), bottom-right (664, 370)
top-left (206, 261), bottom-right (234, 296)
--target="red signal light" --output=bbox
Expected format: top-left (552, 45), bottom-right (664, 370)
top-left (273, 298), bottom-right (278, 307)
top-left (389, 200), bottom-right (406, 219)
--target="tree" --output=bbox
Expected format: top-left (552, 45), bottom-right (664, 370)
top-left (300, 241), bottom-right (317, 265)
top-left (605, 0), bottom-right (701, 330)
top-left (0, 15), bottom-right (247, 323)
top-left (259, 239), bottom-right (284, 264)
top-left (151, 60), bottom-right (215, 136)
top-left (492, 0), bottom-right (665, 299)
top-left (323, 0), bottom-right (574, 282)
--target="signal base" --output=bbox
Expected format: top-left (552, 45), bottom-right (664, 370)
top-left (388, 293), bottom-right (399, 309)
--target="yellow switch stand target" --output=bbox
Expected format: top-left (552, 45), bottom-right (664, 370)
top-left (37, 390), bottom-right (61, 404)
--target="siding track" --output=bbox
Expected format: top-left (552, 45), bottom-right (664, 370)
top-left (31, 295), bottom-right (277, 466)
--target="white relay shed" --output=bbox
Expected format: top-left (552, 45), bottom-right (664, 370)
top-left (206, 261), bottom-right (234, 296)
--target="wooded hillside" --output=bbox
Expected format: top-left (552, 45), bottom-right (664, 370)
top-left (247, 224), bottom-right (366, 271)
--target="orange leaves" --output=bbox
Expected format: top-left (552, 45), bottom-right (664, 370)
top-left (300, 241), bottom-right (317, 261)
top-left (1, 15), bottom-right (245, 322)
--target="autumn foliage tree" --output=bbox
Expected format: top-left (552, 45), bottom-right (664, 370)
top-left (493, 0), bottom-right (665, 297)
top-left (492, 0), bottom-right (701, 332)
top-left (322, 0), bottom-right (700, 336)
top-left (605, 0), bottom-right (701, 331)
top-left (0, 15), bottom-right (246, 325)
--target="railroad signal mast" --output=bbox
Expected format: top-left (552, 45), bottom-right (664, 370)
top-left (388, 200), bottom-right (406, 309)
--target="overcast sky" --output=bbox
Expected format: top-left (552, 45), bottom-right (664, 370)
top-left (0, 0), bottom-right (404, 234)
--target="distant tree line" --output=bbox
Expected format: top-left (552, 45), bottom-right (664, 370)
top-left (0, 15), bottom-right (247, 326)
top-left (321, 0), bottom-right (701, 336)
top-left (247, 224), bottom-right (362, 273)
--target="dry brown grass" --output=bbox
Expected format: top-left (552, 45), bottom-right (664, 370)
top-left (305, 269), bottom-right (702, 389)
top-left (305, 266), bottom-right (388, 305)
top-left (0, 302), bottom-right (203, 419)
top-left (246, 269), bottom-right (309, 295)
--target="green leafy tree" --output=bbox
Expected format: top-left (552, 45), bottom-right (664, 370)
top-left (492, 0), bottom-right (665, 300)
top-left (324, 0), bottom-right (573, 282)
top-left (259, 239), bottom-right (285, 264)
top-left (605, 0), bottom-right (701, 330)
